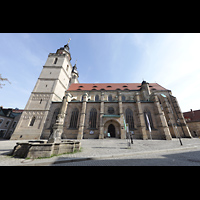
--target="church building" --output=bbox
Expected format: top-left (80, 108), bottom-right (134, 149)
top-left (11, 41), bottom-right (192, 140)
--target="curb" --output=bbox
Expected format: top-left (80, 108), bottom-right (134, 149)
top-left (20, 145), bottom-right (198, 166)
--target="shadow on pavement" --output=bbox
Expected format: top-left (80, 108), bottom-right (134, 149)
top-left (50, 150), bottom-right (200, 166)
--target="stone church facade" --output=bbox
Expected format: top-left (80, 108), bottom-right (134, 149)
top-left (11, 42), bottom-right (192, 140)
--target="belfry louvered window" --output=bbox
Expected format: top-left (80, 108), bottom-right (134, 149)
top-left (125, 108), bottom-right (134, 130)
top-left (69, 108), bottom-right (79, 129)
top-left (89, 108), bottom-right (97, 129)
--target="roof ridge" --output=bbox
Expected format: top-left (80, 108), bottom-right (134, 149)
top-left (152, 83), bottom-right (168, 90)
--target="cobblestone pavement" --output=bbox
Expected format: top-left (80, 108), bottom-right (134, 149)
top-left (0, 138), bottom-right (200, 166)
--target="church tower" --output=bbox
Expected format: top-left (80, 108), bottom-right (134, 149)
top-left (11, 41), bottom-right (78, 140)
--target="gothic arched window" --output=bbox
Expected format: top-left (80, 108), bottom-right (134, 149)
top-left (144, 109), bottom-right (154, 130)
top-left (29, 116), bottom-right (36, 127)
top-left (108, 95), bottom-right (112, 102)
top-left (89, 108), bottom-right (97, 129)
top-left (69, 108), bottom-right (79, 129)
top-left (95, 95), bottom-right (99, 102)
top-left (125, 108), bottom-right (134, 130)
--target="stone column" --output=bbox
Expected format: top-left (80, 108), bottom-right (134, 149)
top-left (135, 93), bottom-right (148, 140)
top-left (99, 92), bottom-right (105, 139)
top-left (153, 94), bottom-right (172, 140)
top-left (77, 93), bottom-right (88, 140)
top-left (118, 92), bottom-right (126, 139)
top-left (48, 94), bottom-right (70, 143)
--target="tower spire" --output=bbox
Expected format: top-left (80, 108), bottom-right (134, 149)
top-left (56, 38), bottom-right (72, 61)
top-left (68, 38), bottom-right (71, 45)
top-left (72, 59), bottom-right (79, 77)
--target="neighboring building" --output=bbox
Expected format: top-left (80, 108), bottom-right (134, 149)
top-left (0, 107), bottom-right (23, 139)
top-left (11, 42), bottom-right (192, 140)
top-left (183, 109), bottom-right (200, 137)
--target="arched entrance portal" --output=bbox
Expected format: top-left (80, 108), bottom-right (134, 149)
top-left (104, 120), bottom-right (121, 138)
top-left (108, 124), bottom-right (115, 137)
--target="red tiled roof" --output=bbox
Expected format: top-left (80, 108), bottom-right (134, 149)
top-left (67, 83), bottom-right (168, 91)
top-left (183, 110), bottom-right (200, 122)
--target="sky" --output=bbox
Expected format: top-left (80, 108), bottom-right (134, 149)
top-left (0, 33), bottom-right (200, 112)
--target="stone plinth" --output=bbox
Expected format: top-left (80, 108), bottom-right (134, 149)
top-left (12, 140), bottom-right (81, 159)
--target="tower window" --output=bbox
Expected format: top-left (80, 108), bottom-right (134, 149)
top-left (67, 65), bottom-right (69, 71)
top-left (54, 58), bottom-right (58, 64)
top-left (40, 99), bottom-right (42, 104)
top-left (29, 116), bottom-right (36, 127)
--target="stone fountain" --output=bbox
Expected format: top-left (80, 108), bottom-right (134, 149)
top-left (11, 94), bottom-right (81, 159)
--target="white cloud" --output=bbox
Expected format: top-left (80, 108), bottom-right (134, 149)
top-left (116, 33), bottom-right (200, 111)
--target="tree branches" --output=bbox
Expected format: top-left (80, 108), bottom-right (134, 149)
top-left (0, 74), bottom-right (11, 88)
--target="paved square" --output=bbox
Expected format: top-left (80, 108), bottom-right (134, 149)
top-left (0, 138), bottom-right (200, 166)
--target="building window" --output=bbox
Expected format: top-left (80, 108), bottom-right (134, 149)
top-left (89, 108), bottom-right (97, 129)
top-left (29, 116), bottom-right (36, 127)
top-left (144, 109), bottom-right (154, 130)
top-left (69, 108), bottom-right (79, 129)
top-left (95, 95), bottom-right (99, 102)
top-left (54, 58), bottom-right (58, 64)
top-left (125, 108), bottom-right (134, 131)
top-left (108, 95), bottom-right (112, 101)
top-left (40, 99), bottom-right (42, 104)
top-left (122, 95), bottom-right (126, 101)
top-left (108, 107), bottom-right (114, 114)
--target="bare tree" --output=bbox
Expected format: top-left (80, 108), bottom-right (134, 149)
top-left (0, 74), bottom-right (11, 88)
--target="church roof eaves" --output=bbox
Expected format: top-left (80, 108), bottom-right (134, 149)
top-left (67, 83), bottom-right (169, 91)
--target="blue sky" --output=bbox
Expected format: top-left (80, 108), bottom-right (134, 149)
top-left (0, 33), bottom-right (200, 112)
